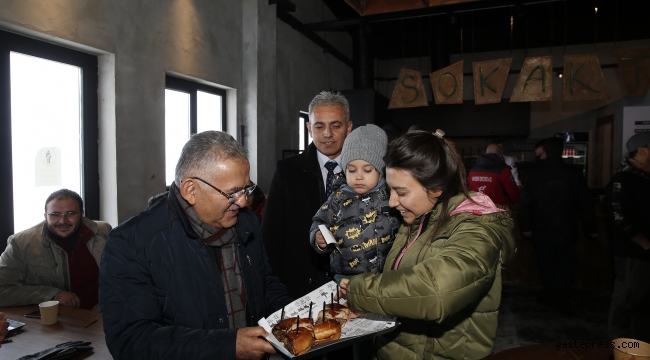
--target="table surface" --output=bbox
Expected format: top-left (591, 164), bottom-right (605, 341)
top-left (0, 305), bottom-right (110, 359)
top-left (487, 342), bottom-right (614, 360)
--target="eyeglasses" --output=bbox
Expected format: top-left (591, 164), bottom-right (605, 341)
top-left (46, 211), bottom-right (81, 219)
top-left (191, 177), bottom-right (256, 204)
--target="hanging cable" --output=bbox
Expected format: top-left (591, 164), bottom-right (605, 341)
top-left (401, 18), bottom-right (405, 69)
top-left (418, 16), bottom-right (423, 73)
top-left (429, 15), bottom-right (433, 73)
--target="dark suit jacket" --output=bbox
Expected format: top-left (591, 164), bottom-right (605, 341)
top-left (262, 143), bottom-right (333, 298)
top-left (519, 157), bottom-right (597, 244)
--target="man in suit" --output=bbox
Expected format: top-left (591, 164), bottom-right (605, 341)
top-left (262, 91), bottom-right (353, 299)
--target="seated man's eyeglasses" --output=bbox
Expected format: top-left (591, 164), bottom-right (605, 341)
top-left (45, 211), bottom-right (81, 219)
top-left (191, 177), bottom-right (256, 204)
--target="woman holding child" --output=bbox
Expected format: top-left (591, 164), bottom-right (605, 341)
top-left (339, 130), bottom-right (516, 360)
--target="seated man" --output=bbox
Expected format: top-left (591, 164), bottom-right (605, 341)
top-left (468, 144), bottom-right (520, 206)
top-left (0, 189), bottom-right (111, 310)
top-left (99, 131), bottom-right (292, 360)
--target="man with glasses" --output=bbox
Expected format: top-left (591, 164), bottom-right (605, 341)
top-left (99, 131), bottom-right (292, 359)
top-left (0, 189), bottom-right (111, 310)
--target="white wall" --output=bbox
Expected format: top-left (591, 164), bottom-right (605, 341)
top-left (0, 0), bottom-right (356, 221)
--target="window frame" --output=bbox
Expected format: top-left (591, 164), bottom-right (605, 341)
top-left (0, 30), bottom-right (99, 248)
top-left (165, 75), bottom-right (227, 134)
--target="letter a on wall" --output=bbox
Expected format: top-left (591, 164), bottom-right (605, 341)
top-left (430, 61), bottom-right (463, 104)
top-left (563, 54), bottom-right (609, 101)
top-left (472, 58), bottom-right (512, 105)
top-left (388, 68), bottom-right (429, 109)
top-left (510, 56), bottom-right (553, 102)
top-left (615, 48), bottom-right (650, 97)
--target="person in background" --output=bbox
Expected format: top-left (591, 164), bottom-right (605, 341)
top-left (468, 143), bottom-right (520, 206)
top-left (490, 138), bottom-right (522, 188)
top-left (606, 132), bottom-right (650, 343)
top-left (534, 139), bottom-right (546, 161)
top-left (519, 136), bottom-right (597, 314)
top-left (262, 91), bottom-right (353, 299)
top-left (0, 189), bottom-right (111, 310)
top-left (245, 184), bottom-right (266, 223)
top-left (100, 131), bottom-right (292, 359)
top-left (339, 130), bottom-right (516, 360)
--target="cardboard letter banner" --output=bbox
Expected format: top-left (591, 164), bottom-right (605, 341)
top-left (563, 54), bottom-right (609, 101)
top-left (510, 56), bottom-right (553, 102)
top-left (615, 48), bottom-right (650, 97)
top-left (472, 58), bottom-right (512, 105)
top-left (388, 68), bottom-right (429, 109)
top-left (430, 61), bottom-right (464, 104)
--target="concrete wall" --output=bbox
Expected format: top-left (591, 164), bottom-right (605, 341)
top-left (274, 1), bottom-right (353, 187)
top-left (0, 0), bottom-right (275, 224)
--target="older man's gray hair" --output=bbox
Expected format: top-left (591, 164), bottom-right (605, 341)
top-left (308, 91), bottom-right (350, 122)
top-left (174, 131), bottom-right (248, 186)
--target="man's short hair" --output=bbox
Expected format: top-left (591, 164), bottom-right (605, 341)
top-left (485, 144), bottom-right (501, 155)
top-left (489, 138), bottom-right (504, 146)
top-left (45, 189), bottom-right (84, 212)
top-left (308, 91), bottom-right (350, 123)
top-left (174, 131), bottom-right (249, 186)
top-left (534, 139), bottom-right (546, 149)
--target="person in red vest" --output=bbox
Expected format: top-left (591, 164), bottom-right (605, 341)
top-left (0, 189), bottom-right (111, 311)
top-left (468, 144), bottom-right (520, 206)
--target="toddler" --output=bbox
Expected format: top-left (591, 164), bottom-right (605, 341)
top-left (310, 124), bottom-right (399, 285)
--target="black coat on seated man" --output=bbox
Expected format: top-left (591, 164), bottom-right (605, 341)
top-left (99, 190), bottom-right (292, 359)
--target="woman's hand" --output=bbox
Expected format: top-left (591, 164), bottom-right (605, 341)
top-left (339, 278), bottom-right (349, 297)
top-left (337, 279), bottom-right (361, 319)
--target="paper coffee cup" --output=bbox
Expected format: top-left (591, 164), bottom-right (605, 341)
top-left (39, 300), bottom-right (59, 325)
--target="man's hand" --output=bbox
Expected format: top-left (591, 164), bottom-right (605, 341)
top-left (236, 326), bottom-right (275, 360)
top-left (54, 291), bottom-right (80, 308)
top-left (522, 231), bottom-right (532, 238)
top-left (0, 312), bottom-right (9, 348)
top-left (315, 231), bottom-right (327, 249)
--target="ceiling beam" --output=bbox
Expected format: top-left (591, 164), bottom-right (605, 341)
top-left (276, 11), bottom-right (353, 68)
top-left (311, 0), bottom-right (561, 29)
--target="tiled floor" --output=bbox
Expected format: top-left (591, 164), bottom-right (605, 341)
top-left (493, 282), bottom-right (612, 353)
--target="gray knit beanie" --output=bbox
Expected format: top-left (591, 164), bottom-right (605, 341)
top-left (340, 124), bottom-right (388, 174)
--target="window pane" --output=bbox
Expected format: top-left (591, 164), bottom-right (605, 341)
top-left (197, 91), bottom-right (222, 133)
top-left (10, 52), bottom-right (82, 233)
top-left (165, 89), bottom-right (190, 185)
top-left (299, 116), bottom-right (305, 151)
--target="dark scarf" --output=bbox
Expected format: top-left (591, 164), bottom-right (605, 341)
top-left (172, 184), bottom-right (247, 328)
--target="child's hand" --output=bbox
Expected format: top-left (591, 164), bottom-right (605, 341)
top-left (315, 231), bottom-right (328, 249)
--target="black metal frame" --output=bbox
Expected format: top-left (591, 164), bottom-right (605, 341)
top-left (165, 75), bottom-right (227, 134)
top-left (0, 30), bottom-right (99, 250)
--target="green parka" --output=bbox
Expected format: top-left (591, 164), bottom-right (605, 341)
top-left (347, 192), bottom-right (516, 360)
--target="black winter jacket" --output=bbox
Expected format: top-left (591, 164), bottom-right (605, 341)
top-left (605, 159), bottom-right (650, 261)
top-left (519, 157), bottom-right (597, 243)
top-left (99, 191), bottom-right (292, 360)
top-left (309, 179), bottom-right (399, 275)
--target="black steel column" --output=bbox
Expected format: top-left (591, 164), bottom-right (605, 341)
top-left (353, 22), bottom-right (374, 89)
